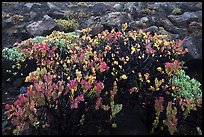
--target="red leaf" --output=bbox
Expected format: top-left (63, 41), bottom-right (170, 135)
top-left (44, 74), bottom-right (52, 84)
top-left (95, 97), bottom-right (102, 110)
top-left (96, 82), bottom-right (104, 96)
top-left (52, 46), bottom-right (57, 51)
top-left (76, 94), bottom-right (84, 102)
top-left (69, 79), bottom-right (77, 90)
top-left (71, 101), bottom-right (78, 109)
top-left (18, 94), bottom-right (25, 104)
top-left (80, 80), bottom-right (86, 85)
top-left (85, 82), bottom-right (92, 90)
top-left (5, 104), bottom-right (12, 110)
top-left (167, 120), bottom-right (175, 128)
top-left (14, 100), bottom-right (19, 106)
top-left (100, 61), bottom-right (109, 72)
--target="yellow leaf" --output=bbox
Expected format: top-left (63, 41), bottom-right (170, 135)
top-left (125, 56), bottom-right (130, 61)
top-left (131, 46), bottom-right (136, 54)
top-left (121, 74), bottom-right (128, 80)
top-left (148, 86), bottom-right (155, 91)
top-left (114, 61), bottom-right (119, 65)
top-left (7, 113), bottom-right (13, 120)
top-left (157, 67), bottom-right (162, 72)
top-left (42, 51), bottom-right (46, 57)
top-left (132, 70), bottom-right (135, 73)
top-left (25, 76), bottom-right (30, 82)
top-left (119, 65), bottom-right (122, 69)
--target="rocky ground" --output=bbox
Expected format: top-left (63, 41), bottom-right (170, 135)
top-left (2, 2), bottom-right (202, 135)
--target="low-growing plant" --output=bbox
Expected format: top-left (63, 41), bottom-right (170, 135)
top-left (12, 14), bottom-right (24, 21)
top-left (67, 4), bottom-right (78, 8)
top-left (2, 13), bottom-right (10, 19)
top-left (2, 47), bottom-right (25, 62)
top-left (55, 19), bottom-right (78, 32)
top-left (171, 8), bottom-right (182, 15)
top-left (64, 11), bottom-right (88, 24)
top-left (4, 24), bottom-right (202, 135)
top-left (2, 2), bottom-right (16, 5)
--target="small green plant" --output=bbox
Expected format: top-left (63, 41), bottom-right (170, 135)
top-left (2, 13), bottom-right (10, 18)
top-left (171, 8), bottom-right (182, 15)
top-left (64, 11), bottom-right (87, 22)
top-left (55, 19), bottom-right (78, 32)
top-left (140, 8), bottom-right (155, 15)
top-left (112, 123), bottom-right (117, 128)
top-left (2, 2), bottom-right (16, 5)
top-left (67, 4), bottom-right (78, 8)
top-left (77, 2), bottom-right (92, 7)
top-left (12, 14), bottom-right (24, 21)
top-left (196, 127), bottom-right (202, 135)
top-left (2, 47), bottom-right (26, 62)
top-left (172, 69), bottom-right (202, 99)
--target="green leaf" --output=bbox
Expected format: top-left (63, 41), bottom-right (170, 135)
top-left (111, 101), bottom-right (123, 117)
top-left (112, 123), bottom-right (117, 128)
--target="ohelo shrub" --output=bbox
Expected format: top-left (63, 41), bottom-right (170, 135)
top-left (4, 24), bottom-right (202, 135)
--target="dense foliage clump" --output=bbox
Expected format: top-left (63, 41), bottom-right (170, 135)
top-left (3, 24), bottom-right (202, 135)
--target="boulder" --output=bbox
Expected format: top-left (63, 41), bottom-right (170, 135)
top-left (123, 2), bottom-right (144, 19)
top-left (26, 15), bottom-right (57, 36)
top-left (29, 11), bottom-right (38, 20)
top-left (140, 16), bottom-right (149, 23)
top-left (159, 17), bottom-right (187, 37)
top-left (179, 2), bottom-right (202, 12)
top-left (101, 12), bottom-right (131, 28)
top-left (188, 21), bottom-right (202, 37)
top-left (47, 2), bottom-right (61, 10)
top-left (92, 3), bottom-right (109, 16)
top-left (168, 11), bottom-right (202, 27)
top-left (5, 17), bottom-right (15, 26)
top-left (24, 2), bottom-right (43, 11)
top-left (29, 2), bottom-right (50, 21)
top-left (48, 9), bottom-right (66, 19)
top-left (129, 17), bottom-right (149, 30)
top-left (123, 2), bottom-right (136, 13)
top-left (157, 27), bottom-right (176, 40)
top-left (149, 2), bottom-right (178, 13)
top-left (90, 24), bottom-right (104, 36)
top-left (144, 26), bottom-right (159, 33)
top-left (113, 3), bottom-right (123, 12)
top-left (182, 36), bottom-right (202, 60)
top-left (24, 3), bottom-right (34, 11)
top-left (194, 2), bottom-right (202, 10)
top-left (148, 16), bottom-right (187, 37)
top-left (84, 16), bottom-right (95, 27)
top-left (129, 21), bottom-right (143, 30)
